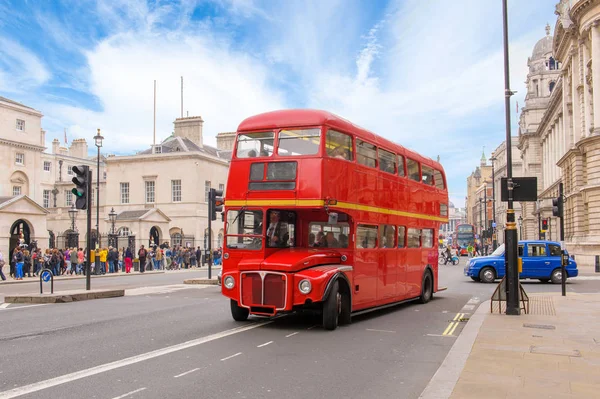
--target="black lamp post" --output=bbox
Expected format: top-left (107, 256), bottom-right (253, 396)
top-left (108, 207), bottom-right (117, 248)
top-left (93, 128), bottom-right (103, 274)
top-left (489, 156), bottom-right (497, 250)
top-left (68, 204), bottom-right (78, 248)
top-left (518, 215), bottom-right (523, 239)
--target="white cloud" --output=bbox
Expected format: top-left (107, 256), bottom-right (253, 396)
top-left (0, 37), bottom-right (51, 93)
top-left (42, 29), bottom-right (285, 152)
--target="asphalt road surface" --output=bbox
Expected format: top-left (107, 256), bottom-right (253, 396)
top-left (0, 259), bottom-right (598, 399)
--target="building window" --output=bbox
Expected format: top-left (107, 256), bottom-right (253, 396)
top-left (16, 119), bottom-right (25, 131)
top-left (65, 190), bottom-right (73, 207)
top-left (153, 146), bottom-right (162, 154)
top-left (43, 161), bottom-right (51, 172)
top-left (145, 180), bottom-right (155, 203)
top-left (171, 233), bottom-right (182, 246)
top-left (172, 180), bottom-right (182, 202)
top-left (549, 81), bottom-right (556, 93)
top-left (15, 153), bottom-right (24, 165)
top-left (204, 180), bottom-right (211, 202)
top-left (120, 182), bottom-right (130, 204)
top-left (12, 186), bottom-right (21, 196)
top-left (67, 165), bottom-right (73, 175)
top-left (118, 227), bottom-right (130, 236)
top-left (219, 183), bottom-right (225, 193)
top-left (43, 190), bottom-right (50, 208)
top-left (103, 171), bottom-right (107, 180)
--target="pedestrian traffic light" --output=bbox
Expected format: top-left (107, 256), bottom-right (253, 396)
top-left (541, 218), bottom-right (548, 232)
top-left (552, 196), bottom-right (563, 218)
top-left (209, 188), bottom-right (224, 221)
top-left (71, 165), bottom-right (89, 210)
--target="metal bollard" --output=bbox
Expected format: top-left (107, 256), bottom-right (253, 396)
top-left (596, 255), bottom-right (600, 273)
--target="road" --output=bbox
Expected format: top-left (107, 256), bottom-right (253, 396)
top-left (0, 259), bottom-right (598, 399)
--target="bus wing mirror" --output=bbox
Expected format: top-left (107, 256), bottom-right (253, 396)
top-left (328, 212), bottom-right (338, 224)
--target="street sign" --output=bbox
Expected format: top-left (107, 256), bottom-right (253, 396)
top-left (41, 270), bottom-right (52, 282)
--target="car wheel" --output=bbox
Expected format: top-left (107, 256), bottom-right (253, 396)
top-left (418, 271), bottom-right (433, 304)
top-left (230, 299), bottom-right (249, 321)
top-left (551, 268), bottom-right (564, 284)
top-left (479, 267), bottom-right (496, 283)
top-left (322, 281), bottom-right (340, 330)
top-left (471, 276), bottom-right (480, 282)
top-left (538, 279), bottom-right (550, 284)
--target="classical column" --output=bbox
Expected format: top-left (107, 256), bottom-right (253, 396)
top-left (592, 22), bottom-right (600, 134)
top-left (583, 39), bottom-right (592, 136)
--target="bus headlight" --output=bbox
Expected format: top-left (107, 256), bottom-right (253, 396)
top-left (224, 276), bottom-right (235, 289)
top-left (298, 279), bottom-right (312, 294)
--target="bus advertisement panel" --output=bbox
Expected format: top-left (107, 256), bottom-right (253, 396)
top-left (221, 110), bottom-right (449, 330)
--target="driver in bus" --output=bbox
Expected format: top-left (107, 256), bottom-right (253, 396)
top-left (266, 211), bottom-right (288, 247)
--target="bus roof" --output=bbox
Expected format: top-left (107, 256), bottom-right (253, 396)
top-left (237, 109), bottom-right (441, 169)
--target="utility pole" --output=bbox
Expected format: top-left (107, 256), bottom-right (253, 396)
top-left (491, 156), bottom-right (497, 249)
top-left (502, 0), bottom-right (520, 315)
top-left (553, 183), bottom-right (566, 296)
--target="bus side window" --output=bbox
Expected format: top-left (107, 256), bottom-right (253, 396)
top-left (356, 140), bottom-right (377, 168)
top-left (398, 226), bottom-right (406, 248)
top-left (407, 228), bottom-right (421, 248)
top-left (378, 149), bottom-right (396, 174)
top-left (356, 225), bottom-right (378, 248)
top-left (379, 225), bottom-right (396, 248)
top-left (326, 130), bottom-right (353, 161)
top-left (422, 165), bottom-right (435, 186)
top-left (407, 158), bottom-right (420, 181)
top-left (397, 155), bottom-right (406, 177)
top-left (433, 169), bottom-right (445, 190)
top-left (421, 229), bottom-right (434, 248)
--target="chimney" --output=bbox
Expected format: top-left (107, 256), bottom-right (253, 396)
top-left (52, 138), bottom-right (60, 154)
top-left (69, 138), bottom-right (89, 159)
top-left (173, 116), bottom-right (203, 148)
top-left (216, 132), bottom-right (236, 151)
top-left (40, 129), bottom-right (46, 147)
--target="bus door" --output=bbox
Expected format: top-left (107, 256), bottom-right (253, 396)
top-left (378, 225), bottom-right (397, 302)
top-left (354, 224), bottom-right (379, 309)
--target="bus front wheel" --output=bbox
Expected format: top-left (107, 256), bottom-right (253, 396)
top-left (322, 281), bottom-right (340, 330)
top-left (230, 299), bottom-right (249, 322)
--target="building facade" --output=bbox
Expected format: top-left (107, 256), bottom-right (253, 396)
top-left (466, 151), bottom-right (492, 228)
top-left (0, 95), bottom-right (231, 257)
top-left (517, 0), bottom-right (600, 267)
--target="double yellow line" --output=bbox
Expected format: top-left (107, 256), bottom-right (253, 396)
top-left (443, 313), bottom-right (464, 336)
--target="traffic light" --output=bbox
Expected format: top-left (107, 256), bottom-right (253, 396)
top-left (209, 188), bottom-right (224, 221)
top-left (552, 196), bottom-right (563, 218)
top-left (71, 165), bottom-right (89, 210)
top-left (541, 218), bottom-right (548, 232)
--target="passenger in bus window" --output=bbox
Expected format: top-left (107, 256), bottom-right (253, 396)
top-left (325, 232), bottom-right (339, 248)
top-left (248, 149), bottom-right (257, 157)
top-left (308, 233), bottom-right (316, 247)
top-left (331, 146), bottom-right (348, 160)
top-left (383, 228), bottom-right (395, 248)
top-left (266, 211), bottom-right (288, 247)
top-left (338, 233), bottom-right (348, 248)
top-left (314, 231), bottom-right (326, 247)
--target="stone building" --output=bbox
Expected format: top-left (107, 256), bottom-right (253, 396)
top-left (517, 0), bottom-right (600, 267)
top-left (0, 95), bottom-right (231, 257)
top-left (490, 139), bottom-right (523, 244)
top-left (466, 151), bottom-right (492, 228)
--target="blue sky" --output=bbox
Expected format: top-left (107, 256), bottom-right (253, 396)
top-left (0, 0), bottom-right (557, 207)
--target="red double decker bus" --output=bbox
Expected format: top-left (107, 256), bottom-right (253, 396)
top-left (221, 110), bottom-right (448, 330)
top-left (453, 224), bottom-right (475, 256)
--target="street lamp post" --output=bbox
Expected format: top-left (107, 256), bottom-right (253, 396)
top-left (93, 128), bottom-right (104, 275)
top-left (490, 156), bottom-right (497, 250)
top-left (108, 207), bottom-right (117, 247)
top-left (518, 215), bottom-right (523, 239)
top-left (68, 204), bottom-right (78, 248)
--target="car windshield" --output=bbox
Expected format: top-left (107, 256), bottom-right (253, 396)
top-left (490, 244), bottom-right (505, 257)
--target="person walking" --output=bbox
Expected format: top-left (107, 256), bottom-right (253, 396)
top-left (155, 247), bottom-right (163, 270)
top-left (467, 243), bottom-right (474, 258)
top-left (23, 249), bottom-right (32, 278)
top-left (0, 249), bottom-right (7, 281)
top-left (138, 245), bottom-right (147, 273)
top-left (125, 247), bottom-right (133, 273)
top-left (14, 248), bottom-right (24, 280)
top-left (195, 247), bottom-right (202, 268)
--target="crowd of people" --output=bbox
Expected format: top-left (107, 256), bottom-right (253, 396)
top-left (0, 244), bottom-right (224, 281)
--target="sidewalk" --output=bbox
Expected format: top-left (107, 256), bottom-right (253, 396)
top-left (423, 292), bottom-right (600, 398)
top-left (0, 266), bottom-right (221, 286)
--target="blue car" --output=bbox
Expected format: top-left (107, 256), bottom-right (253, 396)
top-left (464, 240), bottom-right (578, 284)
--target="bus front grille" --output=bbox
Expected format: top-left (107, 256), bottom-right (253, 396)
top-left (241, 272), bottom-right (287, 310)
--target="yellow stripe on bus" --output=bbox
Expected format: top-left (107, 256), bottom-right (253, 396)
top-left (224, 199), bottom-right (449, 223)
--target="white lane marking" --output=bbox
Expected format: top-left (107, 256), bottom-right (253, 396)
top-left (174, 368), bottom-right (200, 378)
top-left (220, 352), bottom-right (242, 361)
top-left (0, 304), bottom-right (9, 309)
top-left (366, 329), bottom-right (396, 333)
top-left (0, 304), bottom-right (47, 312)
top-left (257, 341), bottom-right (273, 348)
top-left (111, 387), bottom-right (147, 399)
top-left (285, 332), bottom-right (299, 338)
top-left (0, 321), bottom-right (269, 399)
top-left (462, 305), bottom-right (475, 311)
top-left (426, 334), bottom-right (457, 338)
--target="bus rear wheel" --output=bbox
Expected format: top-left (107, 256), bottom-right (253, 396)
top-left (419, 271), bottom-right (433, 304)
top-left (323, 281), bottom-right (340, 330)
top-left (230, 299), bottom-right (249, 321)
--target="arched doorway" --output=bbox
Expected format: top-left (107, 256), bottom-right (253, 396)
top-left (10, 219), bottom-right (31, 257)
top-left (149, 226), bottom-right (160, 248)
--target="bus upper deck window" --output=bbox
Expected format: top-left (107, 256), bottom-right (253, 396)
top-left (278, 128), bottom-right (320, 156)
top-left (407, 158), bottom-right (420, 181)
top-left (326, 130), bottom-right (353, 161)
top-left (378, 149), bottom-right (396, 174)
top-left (397, 155), bottom-right (406, 177)
top-left (356, 140), bottom-right (377, 168)
top-left (236, 132), bottom-right (274, 158)
top-left (422, 165), bottom-right (435, 186)
top-left (433, 169), bottom-right (446, 189)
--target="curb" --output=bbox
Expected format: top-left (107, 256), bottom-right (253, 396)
top-left (4, 289), bottom-right (125, 303)
top-left (184, 278), bottom-right (219, 285)
top-left (0, 271), bottom-right (166, 285)
top-left (419, 300), bottom-right (490, 399)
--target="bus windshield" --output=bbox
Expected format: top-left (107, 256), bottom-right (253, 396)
top-left (226, 209), bottom-right (263, 249)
